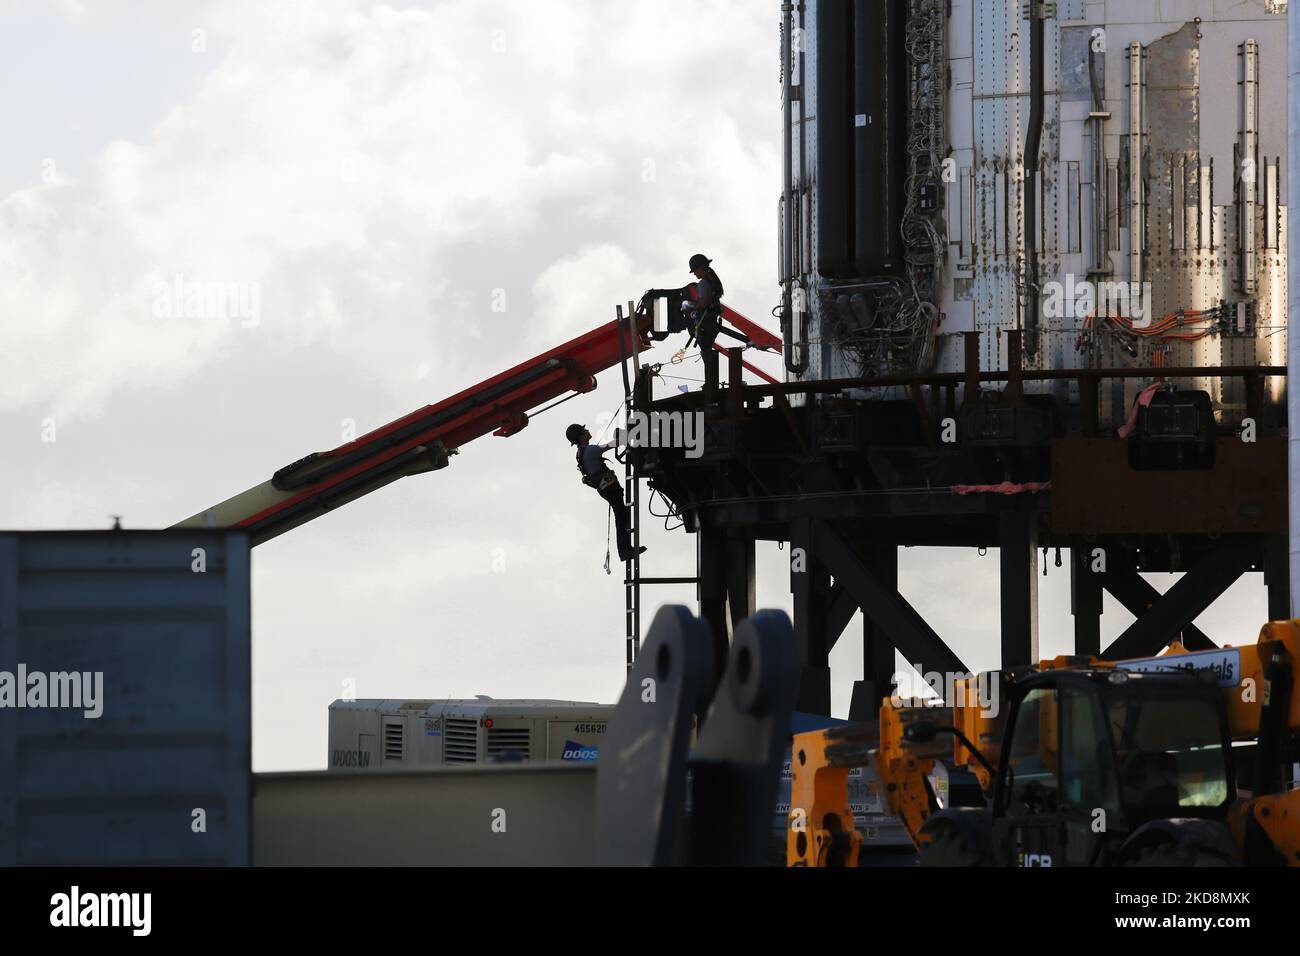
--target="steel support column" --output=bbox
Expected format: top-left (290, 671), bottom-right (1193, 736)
top-left (1070, 546), bottom-right (1102, 656)
top-left (698, 528), bottom-right (730, 683)
top-left (851, 543), bottom-right (898, 721)
top-left (999, 511), bottom-right (1039, 666)
top-left (1265, 535), bottom-right (1291, 623)
top-left (791, 520), bottom-right (831, 714)
top-left (725, 533), bottom-right (756, 633)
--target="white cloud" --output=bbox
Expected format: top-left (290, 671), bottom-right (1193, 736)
top-left (532, 244), bottom-right (637, 344)
top-left (0, 1), bottom-right (783, 772)
top-left (2, 0), bottom-right (778, 432)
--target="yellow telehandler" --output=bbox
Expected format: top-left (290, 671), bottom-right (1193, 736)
top-left (788, 620), bottom-right (1300, 866)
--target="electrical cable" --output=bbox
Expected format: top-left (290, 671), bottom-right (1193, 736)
top-left (647, 486), bottom-right (686, 532)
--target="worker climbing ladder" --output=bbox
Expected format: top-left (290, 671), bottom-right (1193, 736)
top-left (615, 302), bottom-right (712, 673)
top-left (610, 297), bottom-right (784, 673)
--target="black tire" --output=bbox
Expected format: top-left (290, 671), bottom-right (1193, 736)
top-left (918, 825), bottom-right (991, 867)
top-left (1124, 842), bottom-right (1237, 867)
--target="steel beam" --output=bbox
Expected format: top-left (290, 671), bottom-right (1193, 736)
top-left (809, 520), bottom-right (967, 676)
top-left (962, 331), bottom-right (981, 407)
top-left (1102, 546), bottom-right (1255, 660)
top-left (1099, 568), bottom-right (1216, 652)
top-left (822, 543), bottom-right (900, 720)
top-left (732, 365), bottom-right (1286, 400)
top-left (1052, 437), bottom-right (1286, 536)
top-left (825, 582), bottom-right (858, 651)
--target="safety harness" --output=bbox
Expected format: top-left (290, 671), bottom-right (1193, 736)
top-left (576, 443), bottom-right (619, 574)
top-left (683, 277), bottom-right (723, 349)
top-left (686, 304), bottom-right (722, 349)
top-left (576, 445), bottom-right (619, 493)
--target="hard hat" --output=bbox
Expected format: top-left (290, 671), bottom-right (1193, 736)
top-left (565, 423), bottom-right (586, 445)
top-left (688, 253), bottom-right (712, 271)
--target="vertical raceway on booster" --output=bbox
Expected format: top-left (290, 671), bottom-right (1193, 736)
top-left (816, 0), bottom-right (909, 280)
top-left (815, 0), bottom-right (853, 276)
top-left (852, 0), bottom-right (908, 275)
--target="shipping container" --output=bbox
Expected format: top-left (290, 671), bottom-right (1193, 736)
top-left (0, 531), bottom-right (251, 865)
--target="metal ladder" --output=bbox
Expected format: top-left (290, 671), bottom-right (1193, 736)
top-left (623, 443), bottom-right (640, 671)
top-left (615, 303), bottom-right (699, 672)
top-left (614, 303), bottom-right (641, 671)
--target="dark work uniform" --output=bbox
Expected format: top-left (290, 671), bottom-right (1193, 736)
top-left (687, 275), bottom-right (722, 396)
top-left (578, 442), bottom-right (633, 559)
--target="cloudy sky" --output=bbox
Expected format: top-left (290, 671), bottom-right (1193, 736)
top-left (0, 0), bottom-right (1268, 771)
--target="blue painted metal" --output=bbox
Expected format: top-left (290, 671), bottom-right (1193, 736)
top-left (0, 531), bottom-right (250, 865)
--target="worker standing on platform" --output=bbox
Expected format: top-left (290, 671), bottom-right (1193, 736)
top-left (682, 253), bottom-right (725, 397)
top-left (566, 424), bottom-right (647, 564)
